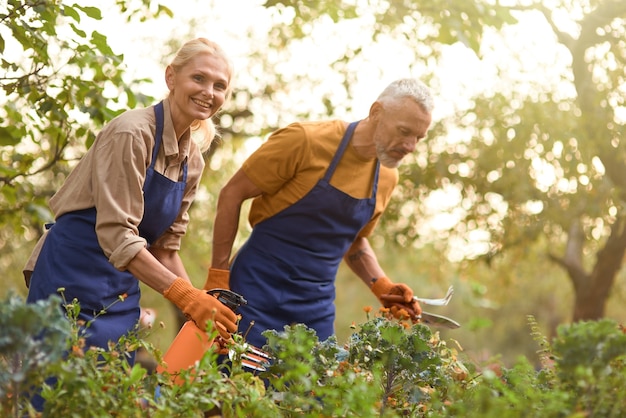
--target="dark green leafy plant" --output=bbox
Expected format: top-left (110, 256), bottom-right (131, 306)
top-left (262, 308), bottom-right (469, 417)
top-left (346, 317), bottom-right (445, 416)
top-left (263, 324), bottom-right (382, 416)
top-left (551, 319), bottom-right (626, 417)
top-left (0, 291), bottom-right (70, 418)
top-left (442, 317), bottom-right (626, 418)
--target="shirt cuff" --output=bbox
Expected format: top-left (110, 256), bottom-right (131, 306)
top-left (109, 236), bottom-right (147, 270)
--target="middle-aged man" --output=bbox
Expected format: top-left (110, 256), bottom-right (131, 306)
top-left (204, 78), bottom-right (434, 349)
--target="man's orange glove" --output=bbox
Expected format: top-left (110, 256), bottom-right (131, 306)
top-left (370, 276), bottom-right (422, 322)
top-left (202, 268), bottom-right (230, 290)
top-left (163, 277), bottom-right (237, 339)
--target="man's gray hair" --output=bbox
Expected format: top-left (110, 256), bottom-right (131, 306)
top-left (376, 78), bottom-right (434, 113)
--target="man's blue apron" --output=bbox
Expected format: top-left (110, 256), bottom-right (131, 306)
top-left (230, 121), bottom-right (380, 349)
top-left (27, 101), bottom-right (187, 355)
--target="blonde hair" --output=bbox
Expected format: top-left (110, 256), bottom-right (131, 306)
top-left (168, 38), bottom-right (234, 152)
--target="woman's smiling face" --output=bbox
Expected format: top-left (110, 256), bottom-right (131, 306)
top-left (166, 52), bottom-right (230, 129)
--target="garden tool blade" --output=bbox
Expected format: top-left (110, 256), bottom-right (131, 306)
top-left (420, 311), bottom-right (461, 329)
top-left (246, 344), bottom-right (272, 363)
top-left (241, 353), bottom-right (270, 372)
top-left (414, 285), bottom-right (454, 306)
top-left (230, 344), bottom-right (273, 372)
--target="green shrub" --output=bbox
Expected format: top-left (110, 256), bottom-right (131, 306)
top-left (0, 291), bottom-right (70, 417)
top-left (441, 317), bottom-right (626, 418)
top-left (260, 308), bottom-right (470, 417)
top-left (3, 292), bottom-right (626, 417)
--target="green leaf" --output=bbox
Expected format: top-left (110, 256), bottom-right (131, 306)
top-left (73, 5), bottom-right (103, 20)
top-left (62, 4), bottom-right (81, 22)
top-left (128, 364), bottom-right (147, 384)
top-left (157, 4), bottom-right (174, 18)
top-left (91, 31), bottom-right (114, 55)
top-left (0, 126), bottom-right (19, 146)
top-left (69, 22), bottom-right (87, 38)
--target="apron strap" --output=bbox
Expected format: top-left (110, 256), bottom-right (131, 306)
top-left (323, 121), bottom-right (359, 182)
top-left (152, 101), bottom-right (165, 165)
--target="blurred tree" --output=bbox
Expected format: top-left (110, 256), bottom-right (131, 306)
top-left (259, 0), bottom-right (626, 322)
top-left (2, 0), bottom-right (624, 335)
top-left (0, 0), bottom-right (172, 282)
top-left (420, 0), bottom-right (626, 322)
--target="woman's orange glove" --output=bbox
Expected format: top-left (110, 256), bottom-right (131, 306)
top-left (370, 276), bottom-right (422, 322)
top-left (163, 277), bottom-right (237, 339)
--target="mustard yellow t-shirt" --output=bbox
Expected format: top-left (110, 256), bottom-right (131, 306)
top-left (242, 120), bottom-right (398, 238)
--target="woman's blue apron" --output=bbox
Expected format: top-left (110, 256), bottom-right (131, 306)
top-left (27, 101), bottom-right (187, 355)
top-left (230, 121), bottom-right (380, 348)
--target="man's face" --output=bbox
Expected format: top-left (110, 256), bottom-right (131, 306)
top-left (373, 97), bottom-right (432, 168)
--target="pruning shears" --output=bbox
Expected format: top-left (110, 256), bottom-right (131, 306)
top-left (414, 286), bottom-right (461, 329)
top-left (207, 288), bottom-right (273, 372)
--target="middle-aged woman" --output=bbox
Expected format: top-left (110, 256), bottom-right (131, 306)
top-left (24, 38), bottom-right (238, 360)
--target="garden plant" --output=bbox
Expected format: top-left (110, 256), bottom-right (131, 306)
top-left (2, 291), bottom-right (626, 417)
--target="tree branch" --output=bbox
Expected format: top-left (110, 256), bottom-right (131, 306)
top-left (548, 219), bottom-right (588, 290)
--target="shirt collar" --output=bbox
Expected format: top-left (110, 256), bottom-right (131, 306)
top-left (161, 98), bottom-right (191, 162)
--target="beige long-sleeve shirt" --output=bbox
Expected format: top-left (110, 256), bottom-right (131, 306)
top-left (24, 98), bottom-right (205, 276)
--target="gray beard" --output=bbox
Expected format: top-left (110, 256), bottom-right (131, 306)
top-left (376, 143), bottom-right (402, 168)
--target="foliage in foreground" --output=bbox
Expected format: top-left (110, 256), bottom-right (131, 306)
top-left (2, 292), bottom-right (626, 417)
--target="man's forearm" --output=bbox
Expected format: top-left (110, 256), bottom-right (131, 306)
top-left (211, 200), bottom-right (241, 269)
top-left (343, 237), bottom-right (386, 287)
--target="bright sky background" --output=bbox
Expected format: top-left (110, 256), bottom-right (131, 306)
top-left (86, 0), bottom-right (271, 99)
top-left (92, 1), bottom-right (572, 122)
top-left (37, 0), bottom-right (574, 261)
top-left (88, 0), bottom-right (574, 261)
